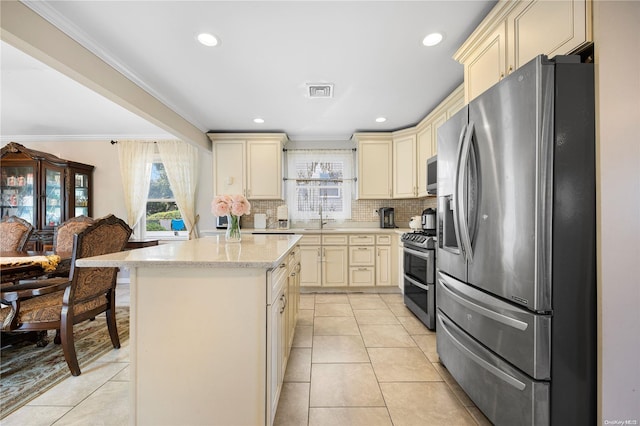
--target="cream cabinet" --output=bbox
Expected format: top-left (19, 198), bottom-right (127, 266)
top-left (209, 133), bottom-right (287, 200)
top-left (414, 85), bottom-right (464, 196)
top-left (299, 234), bottom-right (322, 287)
top-left (375, 235), bottom-right (393, 287)
top-left (349, 234), bottom-right (376, 286)
top-left (268, 246), bottom-right (300, 425)
top-left (392, 130), bottom-right (417, 198)
top-left (268, 259), bottom-right (289, 425)
top-left (322, 234), bottom-right (349, 287)
top-left (456, 0), bottom-right (592, 102)
top-left (353, 134), bottom-right (393, 199)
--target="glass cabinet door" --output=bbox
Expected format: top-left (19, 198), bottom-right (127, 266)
top-left (73, 172), bottom-right (90, 217)
top-left (1, 164), bottom-right (36, 226)
top-left (44, 166), bottom-right (64, 228)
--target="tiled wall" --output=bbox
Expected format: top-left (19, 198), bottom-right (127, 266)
top-left (243, 197), bottom-right (437, 228)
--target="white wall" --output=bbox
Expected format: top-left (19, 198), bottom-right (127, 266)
top-left (594, 1), bottom-right (640, 422)
top-left (18, 140), bottom-right (216, 233)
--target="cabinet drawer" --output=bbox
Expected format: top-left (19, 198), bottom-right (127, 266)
top-left (349, 246), bottom-right (375, 266)
top-left (376, 235), bottom-right (391, 245)
top-left (322, 235), bottom-right (348, 245)
top-left (349, 267), bottom-right (375, 287)
top-left (348, 235), bottom-right (375, 245)
top-left (299, 234), bottom-right (322, 245)
top-left (269, 261), bottom-right (288, 304)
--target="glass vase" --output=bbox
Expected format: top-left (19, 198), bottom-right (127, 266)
top-left (225, 214), bottom-right (241, 242)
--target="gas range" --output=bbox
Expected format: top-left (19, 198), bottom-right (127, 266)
top-left (401, 231), bottom-right (436, 250)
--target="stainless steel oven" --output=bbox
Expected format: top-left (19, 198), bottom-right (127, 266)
top-left (401, 232), bottom-right (436, 329)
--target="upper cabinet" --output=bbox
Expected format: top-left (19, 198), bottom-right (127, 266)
top-left (352, 134), bottom-right (393, 200)
top-left (0, 142), bottom-right (94, 249)
top-left (455, 0), bottom-right (592, 102)
top-left (209, 133), bottom-right (287, 200)
top-left (392, 130), bottom-right (417, 198)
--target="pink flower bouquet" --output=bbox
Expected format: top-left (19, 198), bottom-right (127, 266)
top-left (211, 194), bottom-right (251, 242)
top-left (211, 194), bottom-right (251, 217)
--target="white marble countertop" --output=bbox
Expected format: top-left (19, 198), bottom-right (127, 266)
top-left (76, 234), bottom-right (302, 269)
top-left (243, 227), bottom-right (411, 235)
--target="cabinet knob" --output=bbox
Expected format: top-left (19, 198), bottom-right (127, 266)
top-left (508, 65), bottom-right (513, 74)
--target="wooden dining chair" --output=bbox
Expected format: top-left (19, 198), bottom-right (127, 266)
top-left (0, 214), bottom-right (132, 376)
top-left (0, 216), bottom-right (34, 252)
top-left (52, 215), bottom-right (95, 255)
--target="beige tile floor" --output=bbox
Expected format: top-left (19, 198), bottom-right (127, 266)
top-left (273, 293), bottom-right (492, 426)
top-left (2, 288), bottom-right (492, 426)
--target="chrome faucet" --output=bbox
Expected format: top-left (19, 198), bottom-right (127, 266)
top-left (319, 204), bottom-right (327, 230)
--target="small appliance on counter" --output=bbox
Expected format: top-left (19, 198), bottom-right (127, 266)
top-left (254, 213), bottom-right (267, 229)
top-left (409, 216), bottom-right (422, 231)
top-left (276, 205), bottom-right (289, 229)
top-left (422, 208), bottom-right (436, 236)
top-left (378, 207), bottom-right (396, 228)
top-left (216, 215), bottom-right (240, 229)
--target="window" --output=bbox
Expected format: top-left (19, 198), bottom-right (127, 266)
top-left (145, 161), bottom-right (185, 236)
top-left (285, 150), bottom-right (354, 221)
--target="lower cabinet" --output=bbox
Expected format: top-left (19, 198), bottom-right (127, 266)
top-left (323, 245), bottom-right (349, 287)
top-left (268, 247), bottom-right (300, 425)
top-left (298, 232), bottom-right (398, 288)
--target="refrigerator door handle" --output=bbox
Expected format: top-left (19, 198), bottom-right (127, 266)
top-left (452, 124), bottom-right (468, 260)
top-left (457, 121), bottom-right (475, 262)
top-left (438, 273), bottom-right (528, 331)
top-left (438, 314), bottom-right (527, 391)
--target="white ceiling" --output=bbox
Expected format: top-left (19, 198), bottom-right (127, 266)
top-left (1, 1), bottom-right (496, 144)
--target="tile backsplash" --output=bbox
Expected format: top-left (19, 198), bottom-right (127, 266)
top-left (242, 197), bottom-right (437, 228)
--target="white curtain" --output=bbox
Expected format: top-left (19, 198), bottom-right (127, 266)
top-left (157, 140), bottom-right (200, 239)
top-left (117, 140), bottom-right (155, 234)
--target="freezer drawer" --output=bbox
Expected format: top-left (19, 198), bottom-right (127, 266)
top-left (436, 271), bottom-right (551, 380)
top-left (436, 312), bottom-right (550, 426)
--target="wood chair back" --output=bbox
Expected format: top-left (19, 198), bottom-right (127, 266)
top-left (0, 216), bottom-right (34, 251)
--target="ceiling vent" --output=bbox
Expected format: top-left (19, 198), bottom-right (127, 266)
top-left (307, 83), bottom-right (334, 98)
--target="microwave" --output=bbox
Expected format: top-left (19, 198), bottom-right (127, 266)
top-left (427, 155), bottom-right (437, 195)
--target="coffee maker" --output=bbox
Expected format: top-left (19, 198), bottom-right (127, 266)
top-left (378, 207), bottom-right (396, 228)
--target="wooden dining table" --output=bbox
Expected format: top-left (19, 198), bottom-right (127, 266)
top-left (0, 251), bottom-right (71, 285)
top-left (0, 251), bottom-right (72, 348)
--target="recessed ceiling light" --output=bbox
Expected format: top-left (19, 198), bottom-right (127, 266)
top-left (197, 33), bottom-right (219, 47)
top-left (376, 117), bottom-right (387, 123)
top-left (253, 118), bottom-right (265, 124)
top-left (422, 32), bottom-right (443, 47)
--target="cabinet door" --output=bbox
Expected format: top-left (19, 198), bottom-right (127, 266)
top-left (42, 164), bottom-right (65, 229)
top-left (300, 245), bottom-right (321, 287)
top-left (214, 141), bottom-right (245, 196)
top-left (70, 170), bottom-right (91, 218)
top-left (323, 246), bottom-right (348, 287)
top-left (464, 21), bottom-right (508, 102)
top-left (376, 245), bottom-right (393, 286)
top-left (349, 246), bottom-right (375, 266)
top-left (268, 287), bottom-right (286, 424)
top-left (349, 267), bottom-right (375, 287)
top-left (393, 134), bottom-right (417, 198)
top-left (358, 140), bottom-right (392, 199)
top-left (432, 111), bottom-right (448, 156)
top-left (1, 163), bottom-right (36, 226)
top-left (246, 140), bottom-right (282, 200)
top-left (509, 0), bottom-right (590, 71)
top-left (416, 123), bottom-right (434, 197)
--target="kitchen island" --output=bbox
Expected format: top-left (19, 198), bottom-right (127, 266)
top-left (76, 234), bottom-right (302, 426)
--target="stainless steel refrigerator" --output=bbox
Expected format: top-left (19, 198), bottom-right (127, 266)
top-left (436, 55), bottom-right (595, 425)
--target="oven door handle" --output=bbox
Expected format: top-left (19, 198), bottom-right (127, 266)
top-left (403, 246), bottom-right (432, 261)
top-left (404, 274), bottom-right (429, 292)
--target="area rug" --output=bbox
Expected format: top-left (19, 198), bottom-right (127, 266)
top-left (0, 307), bottom-right (129, 419)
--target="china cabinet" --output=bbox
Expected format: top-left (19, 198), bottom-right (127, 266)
top-left (0, 142), bottom-right (93, 249)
